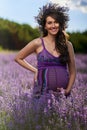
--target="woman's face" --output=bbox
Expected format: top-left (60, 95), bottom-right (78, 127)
top-left (45, 16), bottom-right (59, 36)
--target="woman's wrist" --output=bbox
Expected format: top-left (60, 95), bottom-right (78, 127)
top-left (34, 69), bottom-right (38, 81)
top-left (34, 68), bottom-right (38, 73)
top-left (65, 88), bottom-right (71, 96)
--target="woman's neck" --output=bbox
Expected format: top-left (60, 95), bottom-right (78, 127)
top-left (45, 35), bottom-right (56, 43)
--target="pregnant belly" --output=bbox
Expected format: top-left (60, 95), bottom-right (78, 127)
top-left (38, 67), bottom-right (69, 92)
top-left (47, 67), bottom-right (69, 91)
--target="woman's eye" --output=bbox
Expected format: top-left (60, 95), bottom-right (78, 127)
top-left (47, 22), bottom-right (52, 24)
top-left (55, 21), bottom-right (58, 23)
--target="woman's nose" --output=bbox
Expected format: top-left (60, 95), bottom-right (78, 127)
top-left (52, 23), bottom-right (55, 27)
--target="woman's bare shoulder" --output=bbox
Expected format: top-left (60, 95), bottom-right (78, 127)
top-left (67, 41), bottom-right (75, 57)
top-left (31, 37), bottom-right (42, 46)
top-left (67, 41), bottom-right (72, 45)
top-left (67, 41), bottom-right (73, 49)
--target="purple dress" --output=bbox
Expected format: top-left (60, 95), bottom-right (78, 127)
top-left (34, 38), bottom-right (69, 95)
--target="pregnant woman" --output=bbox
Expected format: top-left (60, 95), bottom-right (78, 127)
top-left (15, 3), bottom-right (76, 98)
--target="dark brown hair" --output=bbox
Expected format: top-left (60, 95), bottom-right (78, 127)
top-left (35, 3), bottom-right (70, 64)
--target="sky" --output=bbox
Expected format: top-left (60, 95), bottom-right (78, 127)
top-left (0, 0), bottom-right (87, 32)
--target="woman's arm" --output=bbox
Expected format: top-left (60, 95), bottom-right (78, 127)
top-left (15, 38), bottom-right (41, 80)
top-left (65, 41), bottom-right (76, 95)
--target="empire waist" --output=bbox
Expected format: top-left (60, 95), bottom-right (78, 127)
top-left (37, 64), bottom-right (67, 70)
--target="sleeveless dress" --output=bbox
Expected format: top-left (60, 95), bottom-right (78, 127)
top-left (34, 38), bottom-right (69, 96)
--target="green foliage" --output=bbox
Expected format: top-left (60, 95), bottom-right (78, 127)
top-left (0, 111), bottom-right (9, 130)
top-left (0, 17), bottom-right (87, 53)
top-left (0, 18), bottom-right (40, 50)
top-left (68, 31), bottom-right (87, 53)
top-left (0, 46), bottom-right (3, 51)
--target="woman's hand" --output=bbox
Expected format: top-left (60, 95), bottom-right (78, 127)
top-left (64, 89), bottom-right (71, 96)
top-left (57, 87), bottom-right (71, 96)
top-left (57, 88), bottom-right (64, 93)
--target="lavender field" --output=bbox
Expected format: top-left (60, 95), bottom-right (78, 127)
top-left (0, 52), bottom-right (87, 130)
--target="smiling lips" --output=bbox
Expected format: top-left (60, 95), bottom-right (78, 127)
top-left (50, 28), bottom-right (58, 33)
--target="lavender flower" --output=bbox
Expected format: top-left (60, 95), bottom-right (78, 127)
top-left (0, 53), bottom-right (87, 130)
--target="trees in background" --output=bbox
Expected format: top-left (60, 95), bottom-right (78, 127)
top-left (0, 18), bottom-right (87, 53)
top-left (69, 31), bottom-right (87, 53)
top-left (0, 18), bottom-right (40, 50)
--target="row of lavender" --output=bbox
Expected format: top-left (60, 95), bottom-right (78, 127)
top-left (0, 53), bottom-right (87, 130)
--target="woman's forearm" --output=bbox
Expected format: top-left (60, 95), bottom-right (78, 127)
top-left (15, 58), bottom-right (37, 73)
top-left (66, 71), bottom-right (76, 92)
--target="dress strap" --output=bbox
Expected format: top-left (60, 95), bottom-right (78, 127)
top-left (40, 37), bottom-right (45, 49)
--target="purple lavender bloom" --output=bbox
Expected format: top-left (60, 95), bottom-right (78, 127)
top-left (0, 53), bottom-right (87, 130)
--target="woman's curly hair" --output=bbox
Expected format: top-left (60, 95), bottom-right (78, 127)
top-left (35, 3), bottom-right (70, 64)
